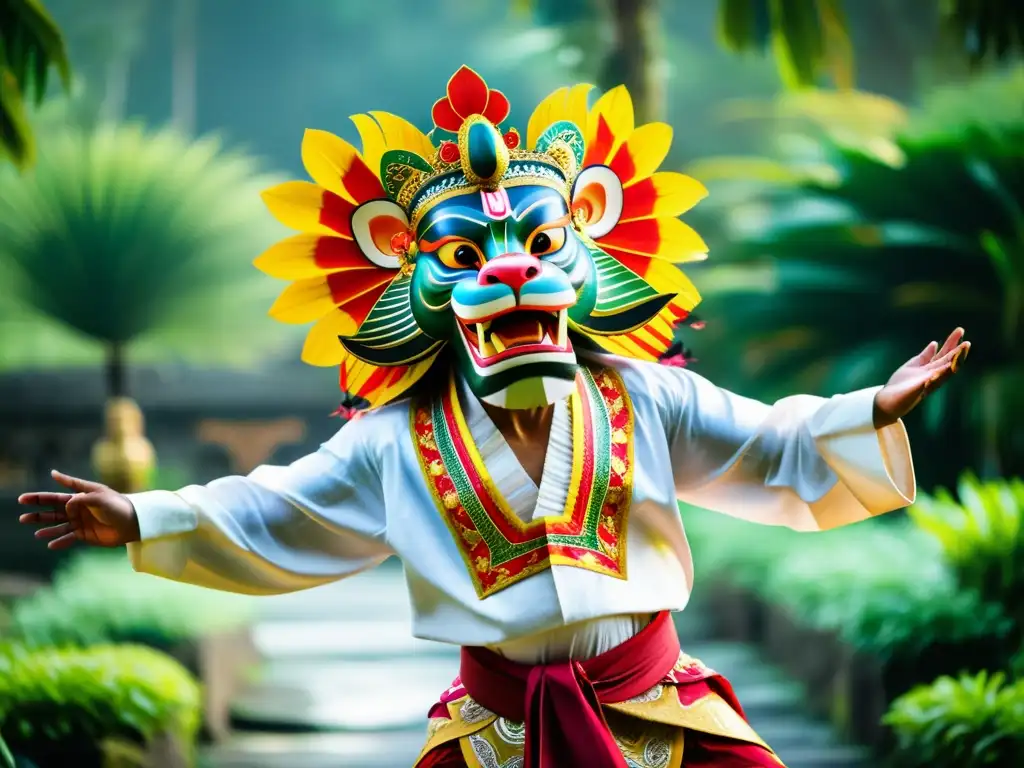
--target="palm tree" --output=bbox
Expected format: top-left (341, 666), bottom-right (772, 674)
top-left (686, 68), bottom-right (1024, 488)
top-left (0, 121), bottom-right (294, 490)
top-left (0, 0), bottom-right (70, 169)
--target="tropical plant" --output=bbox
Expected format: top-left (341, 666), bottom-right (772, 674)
top-left (715, 0), bottom-right (1023, 90)
top-left (0, 642), bottom-right (200, 767)
top-left (910, 475), bottom-right (1024, 628)
top-left (686, 67), bottom-right (1024, 486)
top-left (942, 0), bottom-right (1024, 65)
top-left (0, 120), bottom-right (295, 383)
top-left (884, 671), bottom-right (1024, 767)
top-left (0, 0), bottom-right (70, 169)
top-left (10, 551), bottom-right (254, 650)
top-left (715, 0), bottom-right (853, 89)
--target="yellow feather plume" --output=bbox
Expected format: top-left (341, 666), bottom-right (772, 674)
top-left (350, 114), bottom-right (386, 177)
top-left (261, 182), bottom-right (337, 235)
top-left (301, 310), bottom-right (362, 366)
top-left (618, 123), bottom-right (673, 187)
top-left (369, 111), bottom-right (434, 158)
top-left (620, 173), bottom-right (708, 221)
top-left (527, 87), bottom-right (569, 150)
top-left (587, 85), bottom-right (634, 151)
top-left (268, 277), bottom-right (338, 324)
top-left (300, 130), bottom-right (359, 201)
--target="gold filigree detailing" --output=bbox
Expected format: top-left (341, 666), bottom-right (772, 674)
top-left (612, 428), bottom-right (628, 444)
top-left (468, 734), bottom-right (523, 768)
top-left (673, 651), bottom-right (703, 671)
top-left (429, 460), bottom-right (445, 476)
top-left (494, 718), bottom-right (526, 746)
top-left (607, 689), bottom-right (768, 750)
top-left (643, 738), bottom-right (672, 768)
top-left (449, 709), bottom-right (682, 768)
top-left (459, 698), bottom-right (495, 725)
top-left (460, 525), bottom-right (483, 548)
top-left (545, 139), bottom-right (579, 181)
top-left (426, 717), bottom-right (447, 737)
top-left (418, 431), bottom-right (438, 451)
top-left (443, 491), bottom-right (461, 510)
top-left (627, 684), bottom-right (664, 705)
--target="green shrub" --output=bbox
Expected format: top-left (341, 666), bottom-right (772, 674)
top-left (884, 671), bottom-right (1024, 767)
top-left (683, 504), bottom-right (798, 590)
top-left (11, 551), bottom-right (255, 649)
top-left (689, 506), bottom-right (1015, 675)
top-left (0, 642), bottom-right (200, 764)
top-left (909, 475), bottom-right (1024, 624)
top-left (762, 520), bottom-right (1012, 658)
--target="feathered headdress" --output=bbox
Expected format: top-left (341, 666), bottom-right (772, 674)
top-left (254, 66), bottom-right (708, 407)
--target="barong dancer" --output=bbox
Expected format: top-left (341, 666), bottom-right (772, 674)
top-left (20, 66), bottom-right (969, 767)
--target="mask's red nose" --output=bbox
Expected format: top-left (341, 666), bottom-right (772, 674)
top-left (476, 254), bottom-right (542, 293)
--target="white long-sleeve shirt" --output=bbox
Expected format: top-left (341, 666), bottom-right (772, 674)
top-left (127, 354), bottom-right (914, 660)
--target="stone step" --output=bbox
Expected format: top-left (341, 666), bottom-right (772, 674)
top-left (251, 619), bottom-right (456, 661)
top-left (752, 717), bottom-right (840, 750)
top-left (230, 656), bottom-right (456, 732)
top-left (255, 569), bottom-right (412, 623)
top-left (775, 744), bottom-right (871, 768)
top-left (200, 730), bottom-right (424, 768)
top-left (726, 680), bottom-right (807, 720)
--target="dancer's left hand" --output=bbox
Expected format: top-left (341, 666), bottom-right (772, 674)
top-left (873, 327), bottom-right (970, 428)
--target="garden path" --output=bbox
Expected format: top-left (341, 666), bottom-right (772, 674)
top-left (200, 559), bottom-right (869, 768)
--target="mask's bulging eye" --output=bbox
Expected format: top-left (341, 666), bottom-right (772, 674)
top-left (528, 226), bottom-right (567, 256)
top-left (437, 241), bottom-right (483, 270)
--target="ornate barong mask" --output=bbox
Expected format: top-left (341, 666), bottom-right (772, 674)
top-left (256, 66), bottom-right (708, 409)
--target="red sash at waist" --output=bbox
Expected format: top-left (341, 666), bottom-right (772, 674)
top-left (459, 611), bottom-right (680, 768)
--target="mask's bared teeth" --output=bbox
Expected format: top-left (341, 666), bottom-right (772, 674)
top-left (491, 334), bottom-right (507, 353)
top-left (556, 309), bottom-right (568, 348)
top-left (476, 324), bottom-right (487, 357)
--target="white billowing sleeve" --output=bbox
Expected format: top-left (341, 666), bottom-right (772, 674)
top-left (648, 364), bottom-right (916, 532)
top-left (125, 415), bottom-right (393, 595)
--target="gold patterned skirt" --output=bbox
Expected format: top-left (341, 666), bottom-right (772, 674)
top-left (415, 651), bottom-right (786, 767)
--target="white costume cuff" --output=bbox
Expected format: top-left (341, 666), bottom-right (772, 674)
top-left (125, 489), bottom-right (198, 579)
top-left (808, 386), bottom-right (916, 529)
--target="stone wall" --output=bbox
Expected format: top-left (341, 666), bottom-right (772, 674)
top-left (0, 364), bottom-right (343, 578)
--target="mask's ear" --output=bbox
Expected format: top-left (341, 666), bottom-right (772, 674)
top-left (571, 165), bottom-right (623, 240)
top-left (350, 199), bottom-right (409, 269)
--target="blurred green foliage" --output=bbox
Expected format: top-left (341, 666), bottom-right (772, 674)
top-left (687, 504), bottom-right (1014, 665)
top-left (942, 0), bottom-right (1024, 66)
top-left (716, 0), bottom-right (853, 89)
top-left (10, 551), bottom-right (254, 649)
top-left (0, 120), bottom-right (301, 372)
top-left (911, 476), bottom-right (1024, 629)
top-left (0, 0), bottom-right (70, 169)
top-left (687, 67), bottom-right (1024, 486)
top-left (884, 671), bottom-right (1024, 767)
top-left (690, 471), bottom-right (1024, 758)
top-left (0, 643), bottom-right (199, 766)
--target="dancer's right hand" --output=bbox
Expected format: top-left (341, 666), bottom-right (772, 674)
top-left (17, 470), bottom-right (140, 550)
